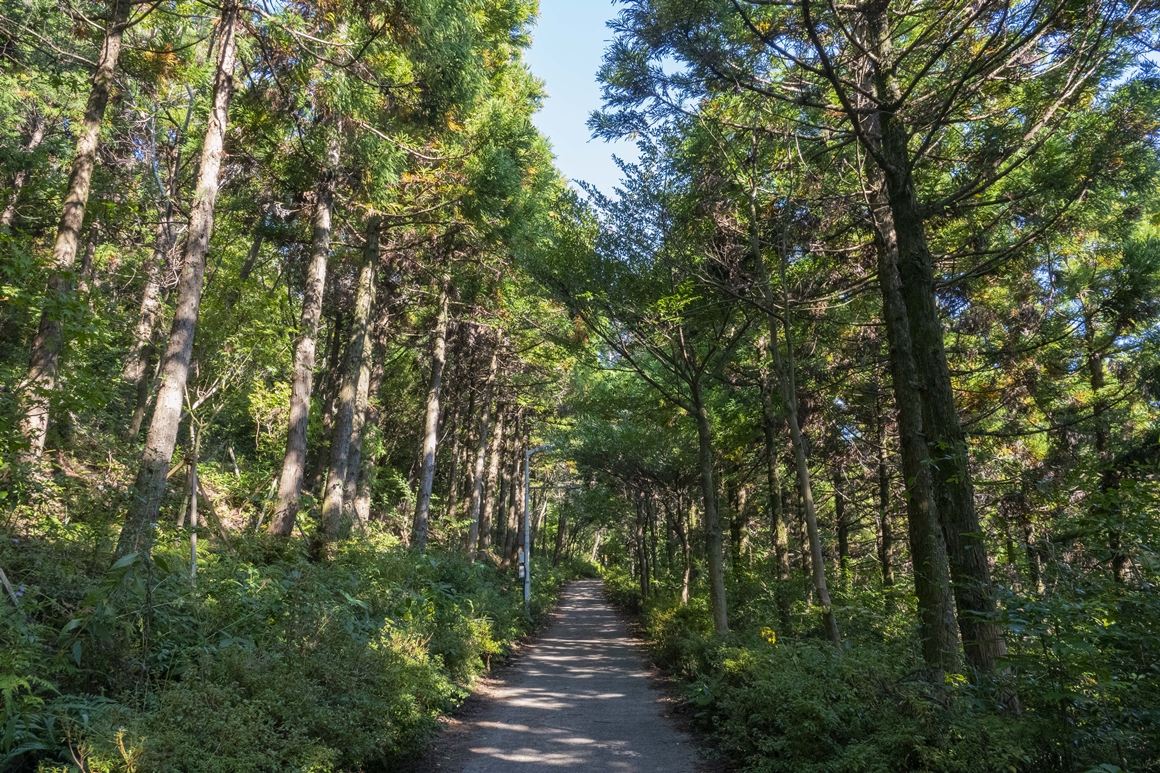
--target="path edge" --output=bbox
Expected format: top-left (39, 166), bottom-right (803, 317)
top-left (396, 577), bottom-right (580, 772)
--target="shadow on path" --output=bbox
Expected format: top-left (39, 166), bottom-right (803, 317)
top-left (425, 579), bottom-right (701, 772)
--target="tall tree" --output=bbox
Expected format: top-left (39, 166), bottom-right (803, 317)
top-left (412, 273), bottom-right (451, 549)
top-left (270, 128), bottom-right (341, 536)
top-left (17, 0), bottom-right (133, 460)
top-left (466, 344), bottom-right (499, 559)
top-left (118, 0), bottom-right (240, 555)
top-left (321, 218), bottom-right (379, 540)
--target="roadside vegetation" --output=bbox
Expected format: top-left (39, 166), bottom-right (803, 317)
top-left (2, 0), bottom-right (1159, 771)
top-left (3, 511), bottom-right (587, 771)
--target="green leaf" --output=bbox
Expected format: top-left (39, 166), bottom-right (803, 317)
top-left (110, 552), bottom-right (139, 570)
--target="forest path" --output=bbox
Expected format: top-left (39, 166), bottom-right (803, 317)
top-left (415, 579), bottom-right (703, 772)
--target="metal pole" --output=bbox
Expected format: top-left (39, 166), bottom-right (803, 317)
top-left (523, 444), bottom-right (551, 609)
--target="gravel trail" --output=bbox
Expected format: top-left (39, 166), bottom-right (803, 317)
top-left (420, 579), bottom-right (702, 772)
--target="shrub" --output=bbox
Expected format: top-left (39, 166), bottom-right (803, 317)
top-left (606, 573), bottom-right (1159, 773)
top-left (1, 520), bottom-right (581, 772)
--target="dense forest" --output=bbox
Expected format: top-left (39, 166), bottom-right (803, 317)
top-left (1, 0), bottom-right (1159, 771)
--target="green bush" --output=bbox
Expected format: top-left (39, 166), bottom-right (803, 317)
top-left (1, 519), bottom-right (582, 772)
top-left (604, 569), bottom-right (1159, 773)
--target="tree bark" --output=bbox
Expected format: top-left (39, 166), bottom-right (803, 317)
top-left (502, 438), bottom-right (524, 568)
top-left (320, 217), bottom-right (379, 540)
top-left (875, 392), bottom-right (895, 588)
top-left (496, 412), bottom-right (521, 560)
top-left (270, 132), bottom-right (340, 536)
top-left (412, 275), bottom-right (451, 549)
top-left (18, 0), bottom-right (133, 460)
top-left (307, 310), bottom-right (346, 492)
top-left (341, 318), bottom-right (374, 524)
top-left (532, 489), bottom-right (549, 557)
top-left (237, 200), bottom-right (276, 284)
top-left (672, 495), bottom-right (692, 604)
top-left (553, 505), bottom-right (568, 568)
top-left (834, 470), bottom-right (849, 581)
top-left (117, 1), bottom-right (240, 556)
top-left (691, 383), bottom-right (729, 636)
top-left (443, 400), bottom-right (465, 523)
top-left (478, 406), bottom-right (507, 557)
top-left (1021, 506), bottom-right (1044, 594)
top-left (124, 201), bottom-right (176, 441)
top-left (866, 5), bottom-right (1004, 673)
top-left (735, 484), bottom-right (751, 567)
top-left (354, 321), bottom-right (389, 525)
top-left (759, 344), bottom-right (791, 581)
top-left (1, 113), bottom-right (48, 230)
top-left (466, 343), bottom-right (499, 559)
top-left (872, 191), bottom-right (961, 673)
top-left (771, 323), bottom-right (841, 653)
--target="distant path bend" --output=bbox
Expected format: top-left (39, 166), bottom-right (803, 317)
top-left (425, 579), bottom-right (702, 772)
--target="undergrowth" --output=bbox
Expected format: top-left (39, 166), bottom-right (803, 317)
top-left (602, 566), bottom-right (1160, 773)
top-left (0, 513), bottom-right (594, 772)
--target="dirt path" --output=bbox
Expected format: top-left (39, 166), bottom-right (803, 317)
top-left (415, 579), bottom-right (704, 772)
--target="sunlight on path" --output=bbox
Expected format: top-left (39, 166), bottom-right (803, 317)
top-left (449, 580), bottom-right (699, 772)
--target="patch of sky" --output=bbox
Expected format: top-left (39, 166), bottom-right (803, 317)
top-left (526, 0), bottom-right (641, 197)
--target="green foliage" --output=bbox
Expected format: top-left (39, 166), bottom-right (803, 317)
top-left (0, 520), bottom-right (581, 772)
top-left (601, 569), bottom-right (1160, 773)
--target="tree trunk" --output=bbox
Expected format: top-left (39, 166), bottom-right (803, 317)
top-left (753, 178), bottom-right (840, 651)
top-left (759, 346), bottom-right (791, 581)
top-left (1021, 508), bottom-right (1044, 594)
top-left (354, 323), bottom-right (389, 525)
top-left (503, 442), bottom-right (523, 568)
top-left (866, 7), bottom-right (1003, 673)
top-left (124, 203), bottom-right (175, 441)
top-left (320, 218), bottom-right (378, 540)
top-left (771, 326), bottom-right (841, 653)
top-left (342, 319), bottom-right (374, 524)
top-left (307, 310), bottom-right (346, 493)
top-left (834, 471), bottom-right (849, 581)
top-left (728, 482), bottom-right (743, 568)
top-left (553, 506), bottom-right (568, 568)
top-left (478, 406), bottom-right (507, 557)
top-left (692, 386), bottom-right (729, 637)
top-left (412, 275), bottom-right (451, 549)
top-left (889, 173), bottom-right (1005, 672)
top-left (875, 393), bottom-right (895, 588)
top-left (237, 200), bottom-right (276, 284)
top-left (187, 424), bottom-right (202, 578)
top-left (872, 190), bottom-right (961, 673)
top-left (1, 113), bottom-right (48, 230)
top-left (498, 414), bottom-right (522, 563)
top-left (466, 344), bottom-right (499, 559)
top-left (532, 490), bottom-right (549, 557)
top-left (18, 0), bottom-right (133, 460)
top-left (269, 134), bottom-right (340, 535)
top-left (444, 401), bottom-right (465, 522)
top-left (492, 437), bottom-right (511, 551)
top-left (649, 492), bottom-right (661, 586)
top-left (673, 496), bottom-right (692, 604)
top-left (1084, 313), bottom-right (1125, 583)
top-left (76, 226), bottom-right (99, 298)
top-left (117, 1), bottom-right (240, 556)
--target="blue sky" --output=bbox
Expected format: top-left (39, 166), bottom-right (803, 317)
top-left (525, 0), bottom-right (639, 196)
